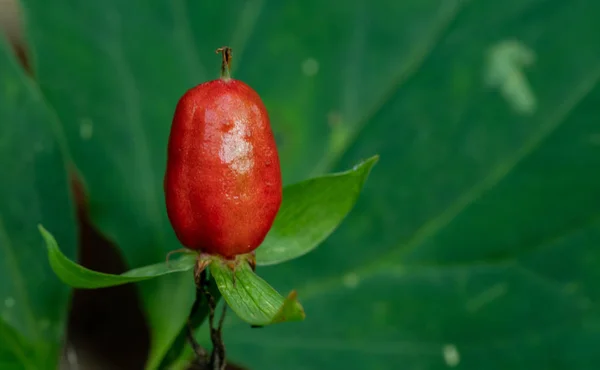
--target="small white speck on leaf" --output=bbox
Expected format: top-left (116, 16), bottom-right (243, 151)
top-left (79, 118), bottom-right (94, 140)
top-left (4, 297), bottom-right (15, 308)
top-left (442, 344), bottom-right (460, 367)
top-left (301, 58), bottom-right (319, 77)
top-left (343, 272), bottom-right (359, 288)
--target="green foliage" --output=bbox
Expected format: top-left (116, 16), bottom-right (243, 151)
top-left (1, 0), bottom-right (599, 369)
top-left (39, 156), bottom-right (372, 328)
top-left (40, 225), bottom-right (196, 288)
top-left (210, 259), bottom-right (305, 326)
top-left (0, 37), bottom-right (77, 369)
top-left (257, 156), bottom-right (378, 265)
top-left (42, 224), bottom-right (306, 327)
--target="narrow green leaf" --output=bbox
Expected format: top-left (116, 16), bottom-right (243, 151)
top-left (209, 260), bottom-right (305, 326)
top-left (256, 156), bottom-right (378, 266)
top-left (40, 225), bottom-right (196, 289)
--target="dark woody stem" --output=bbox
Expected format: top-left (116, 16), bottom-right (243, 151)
top-left (187, 261), bottom-right (228, 369)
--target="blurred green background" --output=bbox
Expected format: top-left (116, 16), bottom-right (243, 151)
top-left (2, 0), bottom-right (600, 369)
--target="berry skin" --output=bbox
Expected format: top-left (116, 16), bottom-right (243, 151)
top-left (164, 52), bottom-right (282, 259)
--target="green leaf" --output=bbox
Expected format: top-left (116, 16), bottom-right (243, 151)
top-left (21, 0), bottom-right (600, 369)
top-left (256, 156), bottom-right (377, 266)
top-left (209, 260), bottom-right (305, 326)
top-left (40, 225), bottom-right (196, 288)
top-left (0, 37), bottom-right (77, 369)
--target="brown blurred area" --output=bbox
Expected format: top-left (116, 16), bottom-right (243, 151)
top-left (0, 0), bottom-right (20, 43)
top-left (0, 0), bottom-right (27, 69)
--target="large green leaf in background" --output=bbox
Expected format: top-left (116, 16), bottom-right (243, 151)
top-left (0, 37), bottom-right (77, 369)
top-left (20, 0), bottom-right (600, 369)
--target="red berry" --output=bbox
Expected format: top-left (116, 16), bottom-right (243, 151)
top-left (164, 47), bottom-right (282, 258)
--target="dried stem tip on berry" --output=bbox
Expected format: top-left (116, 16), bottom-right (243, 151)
top-left (216, 46), bottom-right (232, 80)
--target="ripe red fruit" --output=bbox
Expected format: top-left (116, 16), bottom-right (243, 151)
top-left (164, 47), bottom-right (282, 259)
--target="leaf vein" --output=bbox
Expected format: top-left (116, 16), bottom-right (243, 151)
top-left (388, 63), bottom-right (600, 263)
top-left (313, 0), bottom-right (468, 175)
